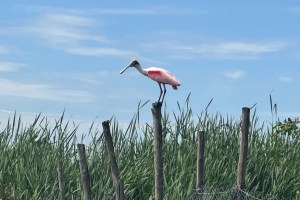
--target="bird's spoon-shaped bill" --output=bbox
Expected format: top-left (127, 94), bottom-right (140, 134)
top-left (120, 66), bottom-right (130, 74)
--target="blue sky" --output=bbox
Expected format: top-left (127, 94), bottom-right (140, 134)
top-left (0, 1), bottom-right (300, 132)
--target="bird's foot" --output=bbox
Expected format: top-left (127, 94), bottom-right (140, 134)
top-left (154, 101), bottom-right (163, 107)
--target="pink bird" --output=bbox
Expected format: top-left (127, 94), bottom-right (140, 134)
top-left (120, 59), bottom-right (181, 103)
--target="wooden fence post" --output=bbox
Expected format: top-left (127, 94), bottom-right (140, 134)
top-left (77, 144), bottom-right (92, 200)
top-left (196, 130), bottom-right (205, 199)
top-left (102, 120), bottom-right (125, 200)
top-left (57, 159), bottom-right (65, 200)
top-left (236, 107), bottom-right (250, 200)
top-left (152, 102), bottom-right (163, 200)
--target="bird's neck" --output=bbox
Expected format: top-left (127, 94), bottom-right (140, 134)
top-left (135, 64), bottom-right (148, 76)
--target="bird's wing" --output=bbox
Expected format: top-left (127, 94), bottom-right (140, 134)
top-left (146, 67), bottom-right (180, 86)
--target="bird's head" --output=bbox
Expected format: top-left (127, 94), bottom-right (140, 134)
top-left (120, 59), bottom-right (140, 74)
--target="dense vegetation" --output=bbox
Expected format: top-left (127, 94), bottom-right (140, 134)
top-left (0, 100), bottom-right (299, 199)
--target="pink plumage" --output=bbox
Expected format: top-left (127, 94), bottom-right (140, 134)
top-left (146, 67), bottom-right (181, 90)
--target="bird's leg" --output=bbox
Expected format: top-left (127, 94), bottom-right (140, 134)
top-left (157, 83), bottom-right (163, 103)
top-left (161, 84), bottom-right (167, 103)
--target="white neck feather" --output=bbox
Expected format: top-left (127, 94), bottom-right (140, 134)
top-left (134, 64), bottom-right (148, 76)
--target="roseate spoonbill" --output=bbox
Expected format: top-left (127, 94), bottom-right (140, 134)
top-left (120, 59), bottom-right (181, 103)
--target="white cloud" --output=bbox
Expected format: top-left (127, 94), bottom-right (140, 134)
top-left (24, 13), bottom-right (110, 46)
top-left (279, 76), bottom-right (293, 82)
top-left (216, 42), bottom-right (282, 54)
top-left (288, 7), bottom-right (300, 14)
top-left (95, 8), bottom-right (156, 15)
top-left (0, 109), bottom-right (13, 114)
top-left (0, 62), bottom-right (26, 72)
top-left (142, 41), bottom-right (286, 60)
top-left (65, 47), bottom-right (137, 57)
top-left (9, 12), bottom-right (137, 58)
top-left (21, 4), bottom-right (207, 16)
top-left (18, 5), bottom-right (84, 15)
top-left (94, 6), bottom-right (207, 15)
top-left (224, 70), bottom-right (245, 79)
top-left (0, 79), bottom-right (95, 102)
top-left (70, 71), bottom-right (119, 85)
top-left (0, 109), bottom-right (82, 132)
top-left (45, 13), bottom-right (93, 26)
top-left (0, 45), bottom-right (9, 54)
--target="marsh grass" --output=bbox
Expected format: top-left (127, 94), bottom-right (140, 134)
top-left (0, 100), bottom-right (299, 199)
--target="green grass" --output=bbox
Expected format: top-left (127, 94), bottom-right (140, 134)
top-left (0, 100), bottom-right (299, 199)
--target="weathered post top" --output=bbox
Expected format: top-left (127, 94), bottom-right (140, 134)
top-left (152, 101), bottom-right (163, 200)
top-left (102, 120), bottom-right (125, 200)
top-left (236, 107), bottom-right (250, 200)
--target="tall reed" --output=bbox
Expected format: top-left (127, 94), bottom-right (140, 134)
top-left (0, 99), bottom-right (299, 199)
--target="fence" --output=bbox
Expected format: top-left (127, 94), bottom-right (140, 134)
top-left (54, 105), bottom-right (273, 200)
top-left (0, 104), bottom-right (290, 200)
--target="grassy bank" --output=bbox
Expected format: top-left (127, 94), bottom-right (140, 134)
top-left (0, 101), bottom-right (299, 199)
